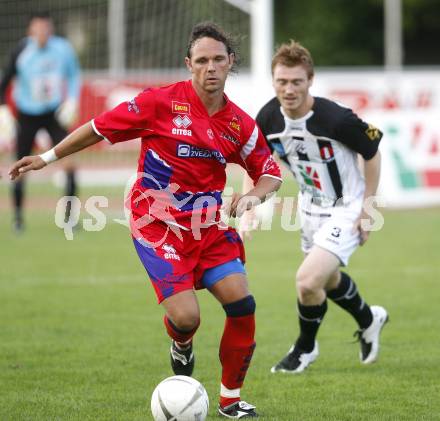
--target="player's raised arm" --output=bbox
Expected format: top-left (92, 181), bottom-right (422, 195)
top-left (8, 122), bottom-right (102, 180)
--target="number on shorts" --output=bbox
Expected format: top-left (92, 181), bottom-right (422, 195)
top-left (331, 227), bottom-right (341, 238)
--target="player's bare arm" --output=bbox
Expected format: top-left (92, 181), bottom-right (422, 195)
top-left (8, 122), bottom-right (102, 180)
top-left (238, 152), bottom-right (285, 240)
top-left (355, 150), bottom-right (381, 245)
top-left (237, 173), bottom-right (256, 240)
top-left (229, 175), bottom-right (281, 218)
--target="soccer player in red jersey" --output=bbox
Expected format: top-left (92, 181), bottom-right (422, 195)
top-left (9, 22), bottom-right (282, 418)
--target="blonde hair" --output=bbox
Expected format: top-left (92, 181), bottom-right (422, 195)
top-left (271, 40), bottom-right (314, 78)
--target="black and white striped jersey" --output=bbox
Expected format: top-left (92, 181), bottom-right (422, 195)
top-left (256, 96), bottom-right (383, 206)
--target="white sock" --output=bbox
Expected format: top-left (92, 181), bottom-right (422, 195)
top-left (220, 383), bottom-right (240, 399)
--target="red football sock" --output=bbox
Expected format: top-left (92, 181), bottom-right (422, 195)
top-left (219, 314), bottom-right (256, 403)
top-left (219, 395), bottom-right (240, 409)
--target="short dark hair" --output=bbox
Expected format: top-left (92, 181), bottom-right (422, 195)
top-left (272, 40), bottom-right (314, 78)
top-left (29, 11), bottom-right (52, 21)
top-left (186, 22), bottom-right (239, 71)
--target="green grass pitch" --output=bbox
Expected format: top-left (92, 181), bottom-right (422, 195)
top-left (1, 180), bottom-right (440, 420)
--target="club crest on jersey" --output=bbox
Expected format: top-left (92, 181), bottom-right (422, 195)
top-left (207, 128), bottom-right (214, 140)
top-left (162, 243), bottom-right (180, 260)
top-left (172, 101), bottom-right (191, 115)
top-left (319, 143), bottom-right (335, 162)
top-left (229, 116), bottom-right (241, 133)
top-left (365, 124), bottom-right (381, 141)
top-left (172, 114), bottom-right (192, 136)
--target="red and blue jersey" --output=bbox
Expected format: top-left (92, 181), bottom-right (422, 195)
top-left (92, 80), bottom-right (281, 230)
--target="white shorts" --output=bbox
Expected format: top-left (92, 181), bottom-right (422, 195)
top-left (298, 194), bottom-right (363, 266)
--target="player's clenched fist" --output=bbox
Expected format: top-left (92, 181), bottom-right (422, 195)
top-left (8, 156), bottom-right (46, 180)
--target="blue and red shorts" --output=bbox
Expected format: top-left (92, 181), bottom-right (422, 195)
top-left (132, 221), bottom-right (246, 303)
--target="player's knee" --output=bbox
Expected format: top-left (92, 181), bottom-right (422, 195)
top-left (296, 270), bottom-right (321, 301)
top-left (223, 295), bottom-right (256, 317)
top-left (167, 311), bottom-right (200, 332)
top-left (296, 284), bottom-right (317, 303)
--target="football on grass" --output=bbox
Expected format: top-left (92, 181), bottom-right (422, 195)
top-left (151, 375), bottom-right (209, 421)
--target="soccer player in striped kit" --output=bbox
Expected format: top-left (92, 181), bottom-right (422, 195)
top-left (251, 40), bottom-right (388, 373)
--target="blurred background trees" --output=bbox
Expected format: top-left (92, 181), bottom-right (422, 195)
top-left (274, 0), bottom-right (440, 66)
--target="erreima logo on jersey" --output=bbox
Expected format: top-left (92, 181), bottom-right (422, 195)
top-left (173, 115), bottom-right (192, 128)
top-left (162, 243), bottom-right (180, 260)
top-left (172, 114), bottom-right (192, 136)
